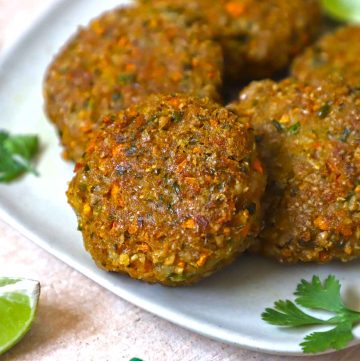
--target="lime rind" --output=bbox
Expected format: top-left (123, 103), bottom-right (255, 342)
top-left (321, 0), bottom-right (360, 23)
top-left (0, 278), bottom-right (40, 356)
top-left (0, 278), bottom-right (21, 287)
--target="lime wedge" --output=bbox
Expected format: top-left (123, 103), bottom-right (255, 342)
top-left (0, 278), bottom-right (40, 355)
top-left (321, 0), bottom-right (360, 23)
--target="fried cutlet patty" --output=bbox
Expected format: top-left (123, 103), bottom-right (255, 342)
top-left (67, 94), bottom-right (266, 285)
top-left (44, 6), bottom-right (223, 161)
top-left (228, 79), bottom-right (360, 263)
top-left (138, 0), bottom-right (322, 81)
top-left (292, 26), bottom-right (360, 88)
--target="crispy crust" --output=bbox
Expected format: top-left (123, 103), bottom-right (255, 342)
top-left (228, 79), bottom-right (360, 263)
top-left (292, 26), bottom-right (360, 88)
top-left (44, 5), bottom-right (223, 161)
top-left (67, 94), bottom-right (266, 285)
top-left (138, 0), bottom-right (322, 81)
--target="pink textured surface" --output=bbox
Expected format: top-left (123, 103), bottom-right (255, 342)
top-left (0, 1), bottom-right (360, 361)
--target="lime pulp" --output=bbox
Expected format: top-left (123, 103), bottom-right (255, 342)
top-left (321, 0), bottom-right (360, 23)
top-left (0, 278), bottom-right (40, 355)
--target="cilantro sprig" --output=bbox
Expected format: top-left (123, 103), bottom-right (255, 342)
top-left (262, 275), bottom-right (360, 354)
top-left (0, 131), bottom-right (40, 183)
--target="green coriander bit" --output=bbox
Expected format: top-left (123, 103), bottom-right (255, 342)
top-left (0, 131), bottom-right (40, 183)
top-left (262, 275), bottom-right (360, 354)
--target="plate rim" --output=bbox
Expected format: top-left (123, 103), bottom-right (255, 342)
top-left (1, 206), bottom-right (328, 357)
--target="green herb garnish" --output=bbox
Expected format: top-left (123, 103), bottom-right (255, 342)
top-left (0, 131), bottom-right (39, 183)
top-left (173, 181), bottom-right (181, 195)
top-left (272, 120), bottom-right (301, 135)
top-left (118, 73), bottom-right (135, 85)
top-left (317, 103), bottom-right (331, 119)
top-left (321, 0), bottom-right (360, 23)
top-left (340, 128), bottom-right (351, 143)
top-left (262, 275), bottom-right (360, 354)
top-left (171, 111), bottom-right (184, 123)
top-left (288, 122), bottom-right (301, 135)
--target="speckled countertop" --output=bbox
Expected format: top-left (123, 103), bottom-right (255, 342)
top-left (0, 1), bottom-right (360, 360)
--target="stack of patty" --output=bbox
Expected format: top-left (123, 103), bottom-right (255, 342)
top-left (45, 0), bottom-right (322, 162)
top-left (44, 0), bottom-right (360, 286)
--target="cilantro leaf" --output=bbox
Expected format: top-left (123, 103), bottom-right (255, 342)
top-left (0, 131), bottom-right (40, 183)
top-left (301, 322), bottom-right (354, 353)
top-left (262, 300), bottom-right (327, 327)
top-left (287, 122), bottom-right (301, 135)
top-left (4, 134), bottom-right (39, 161)
top-left (295, 275), bottom-right (344, 313)
top-left (262, 275), bottom-right (360, 354)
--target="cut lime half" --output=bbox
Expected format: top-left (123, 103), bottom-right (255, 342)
top-left (0, 278), bottom-right (40, 355)
top-left (321, 0), bottom-right (360, 23)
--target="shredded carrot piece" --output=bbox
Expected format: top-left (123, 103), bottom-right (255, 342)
top-left (137, 243), bottom-right (150, 253)
top-left (112, 144), bottom-right (126, 157)
top-left (253, 159), bottom-right (264, 175)
top-left (340, 227), bottom-right (353, 237)
top-left (177, 159), bottom-right (187, 173)
top-left (102, 115), bottom-right (113, 124)
top-left (91, 20), bottom-right (105, 35)
top-left (182, 219), bottom-right (196, 229)
top-left (192, 147), bottom-right (202, 154)
top-left (117, 36), bottom-right (128, 47)
top-left (281, 249), bottom-right (292, 259)
top-left (177, 261), bottom-right (185, 268)
top-left (314, 216), bottom-right (330, 231)
top-left (192, 58), bottom-right (200, 67)
top-left (208, 70), bottom-right (216, 79)
top-left (127, 109), bottom-right (138, 118)
top-left (125, 63), bottom-right (136, 72)
top-left (110, 222), bottom-right (117, 232)
top-left (86, 139), bottom-right (96, 154)
top-left (184, 177), bottom-right (197, 186)
top-left (169, 97), bottom-right (181, 107)
top-left (111, 184), bottom-right (120, 199)
top-left (74, 162), bottom-right (83, 172)
top-left (311, 141), bottom-right (322, 149)
top-left (210, 119), bottom-right (219, 127)
top-left (196, 254), bottom-right (208, 267)
top-left (225, 2), bottom-right (246, 17)
top-left (170, 71), bottom-right (183, 82)
top-left (128, 224), bottom-right (138, 235)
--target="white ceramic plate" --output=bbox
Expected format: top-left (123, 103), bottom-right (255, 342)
top-left (0, 0), bottom-right (359, 356)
